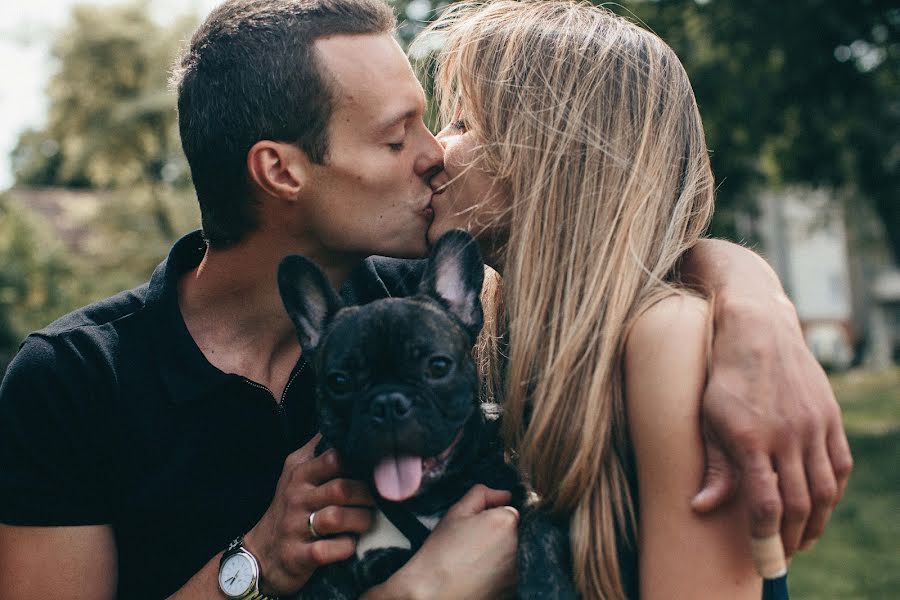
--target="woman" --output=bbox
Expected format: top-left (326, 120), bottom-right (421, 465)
top-left (418, 1), bottom-right (761, 597)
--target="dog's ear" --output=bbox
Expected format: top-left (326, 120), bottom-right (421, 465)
top-left (420, 229), bottom-right (485, 338)
top-left (278, 255), bottom-right (344, 354)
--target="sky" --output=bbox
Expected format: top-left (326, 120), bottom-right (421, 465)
top-left (0, 0), bottom-right (223, 190)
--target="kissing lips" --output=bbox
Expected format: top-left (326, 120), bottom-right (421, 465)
top-left (372, 429), bottom-right (463, 502)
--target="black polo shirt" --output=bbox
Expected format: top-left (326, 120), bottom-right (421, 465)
top-left (0, 230), bottom-right (425, 599)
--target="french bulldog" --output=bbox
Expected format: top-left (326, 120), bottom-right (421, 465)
top-left (278, 229), bottom-right (575, 599)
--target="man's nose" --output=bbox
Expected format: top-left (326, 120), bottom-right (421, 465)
top-left (415, 130), bottom-right (445, 178)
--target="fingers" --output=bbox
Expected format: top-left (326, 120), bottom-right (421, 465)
top-left (799, 440), bottom-right (838, 550)
top-left (295, 433), bottom-right (323, 463)
top-left (481, 488), bottom-right (514, 510)
top-left (826, 421), bottom-right (853, 505)
top-left (743, 452), bottom-right (782, 540)
top-left (293, 448), bottom-right (342, 486)
top-left (307, 477), bottom-right (375, 509)
top-left (492, 505), bottom-right (520, 522)
top-left (306, 535), bottom-right (357, 566)
top-left (448, 485), bottom-right (513, 518)
top-left (310, 506), bottom-right (374, 538)
top-left (775, 450), bottom-right (811, 556)
top-left (750, 534), bottom-right (787, 579)
top-left (692, 439), bottom-right (739, 512)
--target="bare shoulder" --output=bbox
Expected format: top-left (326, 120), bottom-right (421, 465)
top-left (626, 293), bottom-right (709, 378)
top-left (624, 293), bottom-right (710, 443)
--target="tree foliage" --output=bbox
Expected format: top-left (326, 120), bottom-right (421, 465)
top-left (394, 0), bottom-right (900, 261)
top-left (12, 2), bottom-right (194, 191)
top-left (621, 0), bottom-right (899, 261)
top-left (3, 0), bottom-right (896, 367)
top-left (2, 1), bottom-right (201, 369)
top-left (0, 195), bottom-right (81, 371)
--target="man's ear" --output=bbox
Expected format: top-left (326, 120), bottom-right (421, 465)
top-left (278, 255), bottom-right (344, 354)
top-left (419, 229), bottom-right (485, 338)
top-left (247, 141), bottom-right (310, 199)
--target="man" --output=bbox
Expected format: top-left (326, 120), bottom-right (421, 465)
top-left (0, 1), bottom-right (851, 598)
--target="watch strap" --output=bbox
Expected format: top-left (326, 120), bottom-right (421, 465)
top-left (220, 536), bottom-right (280, 600)
top-left (244, 590), bottom-right (279, 600)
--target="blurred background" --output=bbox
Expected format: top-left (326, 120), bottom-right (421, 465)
top-left (0, 0), bottom-right (896, 597)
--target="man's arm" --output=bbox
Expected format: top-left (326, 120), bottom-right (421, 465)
top-left (680, 238), bottom-right (853, 555)
top-left (0, 525), bottom-right (117, 600)
top-left (0, 337), bottom-right (121, 599)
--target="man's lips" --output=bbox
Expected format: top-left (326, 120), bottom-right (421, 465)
top-left (423, 187), bottom-right (447, 221)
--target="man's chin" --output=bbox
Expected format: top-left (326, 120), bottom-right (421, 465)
top-left (373, 236), bottom-right (429, 259)
top-left (426, 223), bottom-right (454, 249)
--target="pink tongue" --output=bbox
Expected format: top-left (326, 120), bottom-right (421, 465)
top-left (373, 455), bottom-right (423, 501)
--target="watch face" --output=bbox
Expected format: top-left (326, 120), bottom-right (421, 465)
top-left (219, 552), bottom-right (256, 597)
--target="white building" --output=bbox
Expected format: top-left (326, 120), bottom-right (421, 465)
top-left (756, 188), bottom-right (855, 369)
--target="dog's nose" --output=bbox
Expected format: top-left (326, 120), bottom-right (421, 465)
top-left (371, 392), bottom-right (413, 425)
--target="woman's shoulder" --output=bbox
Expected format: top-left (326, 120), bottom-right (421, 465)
top-left (626, 293), bottom-right (709, 370)
top-left (624, 293), bottom-right (710, 429)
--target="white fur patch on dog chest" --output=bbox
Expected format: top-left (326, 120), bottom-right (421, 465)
top-left (356, 510), bottom-right (440, 559)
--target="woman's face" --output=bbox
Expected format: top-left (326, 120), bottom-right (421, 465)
top-left (427, 119), bottom-right (511, 267)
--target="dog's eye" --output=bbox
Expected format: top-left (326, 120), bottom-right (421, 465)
top-left (425, 356), bottom-right (453, 379)
top-left (326, 372), bottom-right (353, 395)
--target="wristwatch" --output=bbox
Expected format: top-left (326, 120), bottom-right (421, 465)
top-left (218, 536), bottom-right (279, 600)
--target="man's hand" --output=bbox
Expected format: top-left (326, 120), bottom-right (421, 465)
top-left (692, 292), bottom-right (853, 556)
top-left (244, 435), bottom-right (375, 595)
top-left (364, 485), bottom-right (519, 600)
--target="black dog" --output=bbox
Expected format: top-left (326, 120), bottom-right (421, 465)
top-left (278, 230), bottom-right (575, 599)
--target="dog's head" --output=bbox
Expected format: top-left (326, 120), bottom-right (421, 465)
top-left (278, 230), bottom-right (485, 502)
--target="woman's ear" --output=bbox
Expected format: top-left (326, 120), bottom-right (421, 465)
top-left (246, 140), bottom-right (310, 200)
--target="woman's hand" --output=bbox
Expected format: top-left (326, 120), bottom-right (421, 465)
top-left (364, 485), bottom-right (519, 600)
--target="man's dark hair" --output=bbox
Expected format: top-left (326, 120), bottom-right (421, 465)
top-left (171, 0), bottom-right (396, 248)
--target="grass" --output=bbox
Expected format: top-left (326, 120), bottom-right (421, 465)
top-left (788, 367), bottom-right (900, 599)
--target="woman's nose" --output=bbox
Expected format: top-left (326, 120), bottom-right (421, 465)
top-left (435, 124), bottom-right (454, 145)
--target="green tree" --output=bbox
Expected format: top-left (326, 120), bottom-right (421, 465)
top-left (619, 0), bottom-right (899, 262)
top-left (0, 195), bottom-right (81, 372)
top-left (391, 0), bottom-right (900, 262)
top-left (2, 2), bottom-right (200, 363)
top-left (11, 2), bottom-right (194, 195)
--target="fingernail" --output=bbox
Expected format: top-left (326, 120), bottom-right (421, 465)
top-left (500, 506), bottom-right (519, 520)
top-left (800, 539), bottom-right (816, 552)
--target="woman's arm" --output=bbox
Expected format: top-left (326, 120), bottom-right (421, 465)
top-left (680, 239), bottom-right (851, 555)
top-left (625, 294), bottom-right (760, 599)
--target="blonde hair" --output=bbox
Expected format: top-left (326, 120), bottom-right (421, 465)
top-left (420, 1), bottom-right (714, 597)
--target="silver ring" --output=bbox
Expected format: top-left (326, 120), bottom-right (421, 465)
top-left (308, 510), bottom-right (321, 540)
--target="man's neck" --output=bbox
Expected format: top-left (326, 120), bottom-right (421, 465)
top-left (177, 230), bottom-right (362, 394)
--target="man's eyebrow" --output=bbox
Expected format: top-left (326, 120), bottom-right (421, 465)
top-left (372, 108), bottom-right (420, 136)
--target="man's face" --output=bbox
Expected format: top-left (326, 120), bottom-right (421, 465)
top-left (301, 33), bottom-right (443, 259)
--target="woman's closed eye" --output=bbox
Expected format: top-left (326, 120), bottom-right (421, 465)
top-left (388, 140), bottom-right (405, 151)
top-left (451, 119), bottom-right (467, 131)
